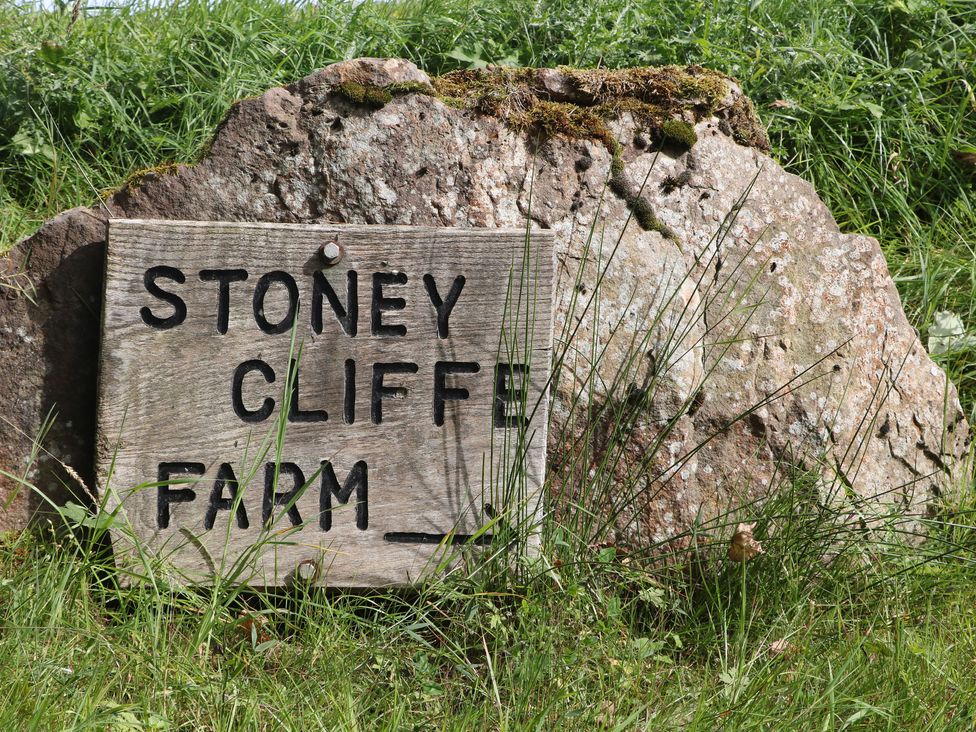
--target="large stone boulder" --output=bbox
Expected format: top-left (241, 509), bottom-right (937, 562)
top-left (0, 58), bottom-right (968, 545)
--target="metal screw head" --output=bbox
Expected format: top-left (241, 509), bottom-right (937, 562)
top-left (320, 237), bottom-right (343, 266)
top-left (295, 558), bottom-right (320, 584)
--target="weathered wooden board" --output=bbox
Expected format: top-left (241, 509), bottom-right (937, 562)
top-left (96, 219), bottom-right (553, 586)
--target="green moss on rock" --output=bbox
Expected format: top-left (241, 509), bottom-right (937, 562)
top-left (508, 100), bottom-right (617, 152)
top-left (386, 80), bottom-right (436, 96)
top-left (106, 162), bottom-right (184, 198)
top-left (661, 119), bottom-right (698, 150)
top-left (335, 81), bottom-right (393, 107)
top-left (723, 95), bottom-right (769, 150)
top-left (327, 65), bottom-right (766, 156)
top-left (333, 80), bottom-right (433, 109)
top-left (429, 64), bottom-right (762, 153)
top-left (629, 197), bottom-right (677, 240)
top-left (608, 144), bottom-right (677, 242)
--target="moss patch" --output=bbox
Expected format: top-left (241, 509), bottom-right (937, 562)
top-left (723, 95), bottom-right (769, 150)
top-left (661, 119), bottom-right (698, 150)
top-left (329, 65), bottom-right (766, 156)
top-left (661, 169), bottom-right (693, 194)
top-left (385, 80), bottom-right (436, 96)
top-left (335, 81), bottom-right (393, 107)
top-left (428, 64), bottom-right (763, 153)
top-left (608, 147), bottom-right (678, 242)
top-left (106, 162), bottom-right (184, 198)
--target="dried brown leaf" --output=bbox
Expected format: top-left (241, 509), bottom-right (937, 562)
top-left (728, 522), bottom-right (764, 562)
top-left (952, 150), bottom-right (976, 169)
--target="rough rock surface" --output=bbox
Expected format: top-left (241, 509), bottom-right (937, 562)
top-left (0, 58), bottom-right (969, 544)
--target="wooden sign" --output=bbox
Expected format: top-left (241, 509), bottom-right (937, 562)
top-left (96, 219), bottom-right (552, 586)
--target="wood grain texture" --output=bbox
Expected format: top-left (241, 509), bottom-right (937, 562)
top-left (97, 219), bottom-right (553, 586)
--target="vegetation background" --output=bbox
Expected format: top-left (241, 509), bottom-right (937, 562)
top-left (0, 0), bottom-right (975, 728)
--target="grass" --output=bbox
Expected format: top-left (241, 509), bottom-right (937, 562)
top-left (4, 482), bottom-right (976, 728)
top-left (2, 0), bottom-right (976, 728)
